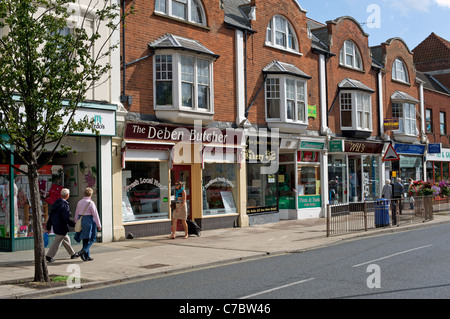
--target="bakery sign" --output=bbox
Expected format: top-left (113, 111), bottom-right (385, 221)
top-left (125, 122), bottom-right (244, 146)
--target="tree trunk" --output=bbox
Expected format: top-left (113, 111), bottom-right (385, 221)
top-left (28, 166), bottom-right (49, 282)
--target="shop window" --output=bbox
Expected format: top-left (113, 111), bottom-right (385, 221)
top-left (266, 15), bottom-right (299, 53)
top-left (297, 151), bottom-right (321, 208)
top-left (202, 163), bottom-right (238, 216)
top-left (279, 153), bottom-right (296, 210)
top-left (155, 0), bottom-right (206, 26)
top-left (247, 163), bottom-right (278, 214)
top-left (393, 102), bottom-right (417, 135)
top-left (340, 91), bottom-right (372, 131)
top-left (392, 58), bottom-right (409, 83)
top-left (123, 161), bottom-right (169, 222)
top-left (426, 109), bottom-right (433, 133)
top-left (328, 155), bottom-right (347, 204)
top-left (339, 40), bottom-right (363, 70)
top-left (0, 166), bottom-right (11, 239)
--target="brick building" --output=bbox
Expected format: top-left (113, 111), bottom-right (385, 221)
top-left (112, 0), bottom-right (430, 240)
top-left (414, 33), bottom-right (450, 182)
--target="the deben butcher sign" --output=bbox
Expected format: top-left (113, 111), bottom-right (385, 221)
top-left (125, 122), bottom-right (244, 145)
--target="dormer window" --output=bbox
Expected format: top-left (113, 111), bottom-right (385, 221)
top-left (155, 0), bottom-right (206, 25)
top-left (392, 58), bottom-right (409, 83)
top-left (266, 15), bottom-right (299, 53)
top-left (340, 40), bottom-right (363, 70)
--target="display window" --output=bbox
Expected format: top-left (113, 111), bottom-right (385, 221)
top-left (328, 154), bottom-right (347, 204)
top-left (202, 163), bottom-right (238, 216)
top-left (297, 151), bottom-right (321, 208)
top-left (246, 163), bottom-right (277, 214)
top-left (123, 161), bottom-right (169, 222)
top-left (0, 165), bottom-right (11, 238)
top-left (279, 153), bottom-right (296, 209)
top-left (0, 135), bottom-right (100, 239)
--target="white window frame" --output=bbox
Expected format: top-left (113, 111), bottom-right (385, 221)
top-left (393, 102), bottom-right (417, 135)
top-left (265, 15), bottom-right (299, 54)
top-left (265, 75), bottom-right (308, 124)
top-left (155, 0), bottom-right (206, 26)
top-left (154, 51), bottom-right (214, 113)
top-left (340, 91), bottom-right (373, 131)
top-left (339, 40), bottom-right (363, 70)
top-left (392, 58), bottom-right (409, 83)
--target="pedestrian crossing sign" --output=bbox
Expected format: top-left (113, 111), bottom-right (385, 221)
top-left (382, 144), bottom-right (400, 161)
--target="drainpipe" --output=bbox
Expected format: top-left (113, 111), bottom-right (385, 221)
top-left (319, 53), bottom-right (329, 135)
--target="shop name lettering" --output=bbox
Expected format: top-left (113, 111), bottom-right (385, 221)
top-left (246, 149), bottom-right (277, 162)
top-left (125, 178), bottom-right (168, 191)
top-left (132, 124), bottom-right (229, 143)
top-left (348, 142), bottom-right (366, 153)
top-left (92, 115), bottom-right (105, 130)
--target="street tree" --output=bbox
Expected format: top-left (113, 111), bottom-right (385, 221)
top-left (0, 0), bottom-right (133, 282)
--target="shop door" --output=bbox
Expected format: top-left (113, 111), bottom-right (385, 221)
top-left (171, 165), bottom-right (192, 229)
top-left (349, 157), bottom-right (362, 202)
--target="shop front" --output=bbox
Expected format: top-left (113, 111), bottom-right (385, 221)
top-left (390, 143), bottom-right (425, 189)
top-left (426, 146), bottom-right (450, 182)
top-left (116, 122), bottom-right (245, 239)
top-left (0, 103), bottom-right (116, 251)
top-left (277, 140), bottom-right (325, 220)
top-left (328, 140), bottom-right (384, 204)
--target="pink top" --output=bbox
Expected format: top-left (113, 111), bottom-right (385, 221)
top-left (75, 197), bottom-right (102, 228)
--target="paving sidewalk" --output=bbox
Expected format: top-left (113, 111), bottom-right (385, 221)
top-left (1, 214), bottom-right (450, 299)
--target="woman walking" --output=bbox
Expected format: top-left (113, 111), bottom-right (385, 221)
top-left (74, 187), bottom-right (101, 261)
top-left (169, 180), bottom-right (188, 239)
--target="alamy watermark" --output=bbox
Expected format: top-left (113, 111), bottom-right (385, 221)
top-left (366, 4), bottom-right (381, 29)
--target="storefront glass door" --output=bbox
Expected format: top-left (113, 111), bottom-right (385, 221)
top-left (349, 157), bottom-right (362, 202)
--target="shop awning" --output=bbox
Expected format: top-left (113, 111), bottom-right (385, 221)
top-left (122, 141), bottom-right (175, 168)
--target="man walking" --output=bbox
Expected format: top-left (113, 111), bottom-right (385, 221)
top-left (46, 188), bottom-right (79, 262)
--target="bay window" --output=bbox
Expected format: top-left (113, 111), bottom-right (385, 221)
top-left (151, 34), bottom-right (217, 124)
top-left (340, 91), bottom-right (373, 131)
top-left (265, 76), bottom-right (308, 126)
top-left (393, 102), bottom-right (417, 135)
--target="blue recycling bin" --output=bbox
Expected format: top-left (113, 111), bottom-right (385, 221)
top-left (375, 199), bottom-right (390, 227)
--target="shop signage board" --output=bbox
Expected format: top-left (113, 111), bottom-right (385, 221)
top-left (426, 147), bottom-right (450, 162)
top-left (428, 143), bottom-right (442, 154)
top-left (298, 195), bottom-right (321, 208)
top-left (383, 118), bottom-right (399, 130)
top-left (125, 122), bottom-right (244, 146)
top-left (329, 140), bottom-right (344, 152)
top-left (299, 141), bottom-right (324, 150)
top-left (394, 143), bottom-right (425, 155)
top-left (345, 141), bottom-right (384, 154)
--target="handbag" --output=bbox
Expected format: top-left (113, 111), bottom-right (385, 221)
top-left (75, 201), bottom-right (91, 232)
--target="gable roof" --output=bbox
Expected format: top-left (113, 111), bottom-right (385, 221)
top-left (263, 60), bottom-right (311, 79)
top-left (338, 78), bottom-right (374, 92)
top-left (149, 34), bottom-right (220, 59)
top-left (413, 33), bottom-right (450, 64)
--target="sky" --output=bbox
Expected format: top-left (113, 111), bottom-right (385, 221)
top-left (298, 0), bottom-right (450, 50)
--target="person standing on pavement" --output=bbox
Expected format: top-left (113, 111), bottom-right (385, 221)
top-left (393, 177), bottom-right (405, 216)
top-left (169, 180), bottom-right (188, 239)
top-left (46, 188), bottom-right (79, 262)
top-left (74, 187), bottom-right (101, 261)
top-left (381, 179), bottom-right (393, 201)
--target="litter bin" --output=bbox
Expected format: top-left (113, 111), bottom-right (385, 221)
top-left (375, 199), bottom-right (390, 227)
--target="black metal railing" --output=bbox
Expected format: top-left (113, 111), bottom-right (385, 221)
top-left (326, 196), bottom-right (434, 237)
